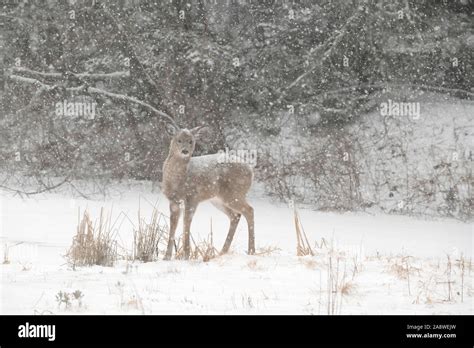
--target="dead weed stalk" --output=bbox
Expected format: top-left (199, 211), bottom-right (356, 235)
top-left (66, 208), bottom-right (118, 268)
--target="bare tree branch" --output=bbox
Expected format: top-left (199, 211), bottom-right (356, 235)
top-left (10, 67), bottom-right (130, 80)
top-left (0, 151), bottom-right (81, 197)
top-left (277, 2), bottom-right (367, 102)
top-left (8, 74), bottom-right (178, 127)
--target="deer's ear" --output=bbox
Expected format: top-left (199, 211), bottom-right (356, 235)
top-left (190, 126), bottom-right (210, 141)
top-left (165, 123), bottom-right (178, 136)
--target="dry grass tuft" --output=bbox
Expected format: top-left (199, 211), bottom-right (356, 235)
top-left (322, 240), bottom-right (360, 315)
top-left (293, 208), bottom-right (314, 256)
top-left (175, 219), bottom-right (219, 262)
top-left (326, 254), bottom-right (349, 314)
top-left (66, 208), bottom-right (118, 268)
top-left (340, 281), bottom-right (356, 296)
top-left (195, 235), bottom-right (219, 262)
top-left (301, 258), bottom-right (318, 269)
top-left (254, 245), bottom-right (281, 256)
top-left (390, 262), bottom-right (410, 280)
top-left (175, 237), bottom-right (219, 262)
top-left (246, 259), bottom-right (262, 270)
top-left (133, 206), bottom-right (168, 262)
top-left (388, 255), bottom-right (421, 296)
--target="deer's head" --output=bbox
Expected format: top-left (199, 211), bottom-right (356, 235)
top-left (166, 125), bottom-right (209, 159)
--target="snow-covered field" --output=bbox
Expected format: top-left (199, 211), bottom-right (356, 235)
top-left (0, 182), bottom-right (472, 314)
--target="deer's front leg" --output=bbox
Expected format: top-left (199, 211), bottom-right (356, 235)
top-left (164, 201), bottom-right (180, 260)
top-left (183, 201), bottom-right (197, 260)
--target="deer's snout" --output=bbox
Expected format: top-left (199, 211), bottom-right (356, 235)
top-left (177, 143), bottom-right (193, 157)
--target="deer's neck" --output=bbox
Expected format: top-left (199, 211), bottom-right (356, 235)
top-left (162, 153), bottom-right (190, 201)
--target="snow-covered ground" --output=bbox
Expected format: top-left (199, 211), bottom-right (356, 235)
top-left (0, 182), bottom-right (472, 314)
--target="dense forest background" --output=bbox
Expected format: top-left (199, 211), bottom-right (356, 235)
top-left (0, 0), bottom-right (473, 218)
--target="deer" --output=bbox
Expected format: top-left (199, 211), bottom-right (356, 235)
top-left (161, 124), bottom-right (255, 260)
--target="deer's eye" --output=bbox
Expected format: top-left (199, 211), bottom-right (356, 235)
top-left (177, 139), bottom-right (182, 144)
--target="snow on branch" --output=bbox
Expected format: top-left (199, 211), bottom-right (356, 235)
top-left (0, 176), bottom-right (71, 197)
top-left (8, 74), bottom-right (177, 127)
top-left (10, 67), bottom-right (130, 81)
top-left (86, 86), bottom-right (177, 126)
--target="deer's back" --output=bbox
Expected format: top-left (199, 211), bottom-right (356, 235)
top-left (187, 154), bottom-right (253, 202)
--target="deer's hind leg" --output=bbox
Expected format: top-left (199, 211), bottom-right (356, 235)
top-left (211, 199), bottom-right (241, 254)
top-left (225, 197), bottom-right (255, 255)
